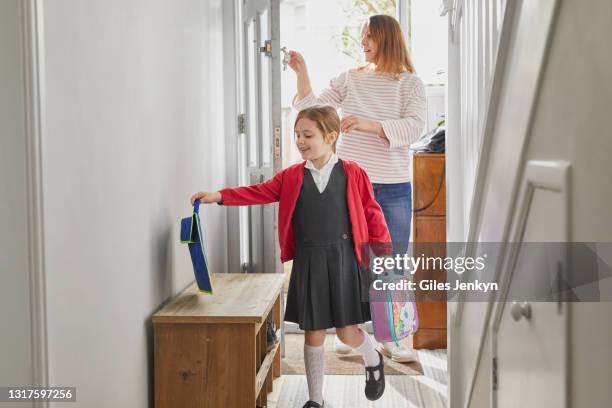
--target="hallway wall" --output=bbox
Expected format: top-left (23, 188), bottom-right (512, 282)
top-left (37, 0), bottom-right (228, 406)
top-left (0, 0), bottom-right (34, 402)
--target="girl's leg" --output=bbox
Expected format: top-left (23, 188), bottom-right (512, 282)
top-left (304, 330), bottom-right (326, 405)
top-left (336, 325), bottom-right (381, 375)
top-left (337, 324), bottom-right (385, 401)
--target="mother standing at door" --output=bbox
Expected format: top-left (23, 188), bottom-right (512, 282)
top-left (288, 14), bottom-right (426, 362)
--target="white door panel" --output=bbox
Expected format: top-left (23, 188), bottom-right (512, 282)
top-left (494, 161), bottom-right (570, 408)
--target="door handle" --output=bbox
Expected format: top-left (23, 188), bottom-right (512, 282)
top-left (510, 302), bottom-right (531, 321)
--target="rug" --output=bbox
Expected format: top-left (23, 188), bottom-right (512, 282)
top-left (281, 334), bottom-right (423, 375)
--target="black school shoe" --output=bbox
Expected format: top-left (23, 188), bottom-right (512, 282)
top-left (266, 319), bottom-right (278, 352)
top-left (302, 401), bottom-right (324, 407)
top-left (365, 350), bottom-right (386, 401)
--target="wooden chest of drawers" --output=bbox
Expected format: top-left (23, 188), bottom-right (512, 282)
top-left (412, 153), bottom-right (447, 349)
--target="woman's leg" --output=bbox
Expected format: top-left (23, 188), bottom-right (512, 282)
top-left (370, 183), bottom-right (417, 362)
top-left (304, 330), bottom-right (326, 405)
top-left (372, 182), bottom-right (412, 258)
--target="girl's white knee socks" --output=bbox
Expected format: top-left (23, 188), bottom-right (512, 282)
top-left (304, 343), bottom-right (325, 404)
top-left (354, 328), bottom-right (381, 379)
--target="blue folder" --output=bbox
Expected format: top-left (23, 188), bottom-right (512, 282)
top-left (180, 200), bottom-right (213, 294)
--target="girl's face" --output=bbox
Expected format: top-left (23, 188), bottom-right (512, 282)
top-left (295, 118), bottom-right (335, 161)
top-left (361, 25), bottom-right (378, 63)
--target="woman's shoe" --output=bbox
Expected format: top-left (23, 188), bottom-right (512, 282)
top-left (364, 350), bottom-right (385, 401)
top-left (302, 400), bottom-right (324, 407)
top-left (378, 341), bottom-right (417, 363)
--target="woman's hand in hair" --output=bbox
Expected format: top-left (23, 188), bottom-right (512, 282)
top-left (287, 51), bottom-right (308, 76)
top-left (190, 191), bottom-right (222, 205)
top-left (341, 115), bottom-right (385, 139)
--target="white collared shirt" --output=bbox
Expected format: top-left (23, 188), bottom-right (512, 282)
top-left (305, 153), bottom-right (339, 193)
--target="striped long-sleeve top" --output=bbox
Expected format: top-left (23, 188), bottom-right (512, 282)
top-left (293, 69), bottom-right (426, 184)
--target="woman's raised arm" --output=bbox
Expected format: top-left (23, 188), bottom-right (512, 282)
top-left (288, 51), bottom-right (313, 101)
top-left (288, 50), bottom-right (348, 110)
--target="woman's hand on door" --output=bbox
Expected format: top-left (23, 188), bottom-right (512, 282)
top-left (287, 50), bottom-right (313, 103)
top-left (287, 50), bottom-right (307, 75)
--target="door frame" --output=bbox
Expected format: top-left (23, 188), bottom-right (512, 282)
top-left (21, 0), bottom-right (50, 402)
top-left (234, 0), bottom-right (283, 275)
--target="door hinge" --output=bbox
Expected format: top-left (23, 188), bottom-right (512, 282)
top-left (492, 356), bottom-right (498, 391)
top-left (260, 39), bottom-right (272, 57)
top-left (274, 126), bottom-right (281, 159)
top-left (238, 113), bottom-right (246, 134)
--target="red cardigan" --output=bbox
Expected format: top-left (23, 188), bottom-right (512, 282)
top-left (219, 160), bottom-right (391, 267)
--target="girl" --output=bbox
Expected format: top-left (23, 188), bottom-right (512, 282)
top-left (287, 14), bottom-right (426, 363)
top-left (191, 106), bottom-right (390, 407)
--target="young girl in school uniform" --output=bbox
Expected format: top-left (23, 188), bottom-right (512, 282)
top-left (191, 105), bottom-right (390, 407)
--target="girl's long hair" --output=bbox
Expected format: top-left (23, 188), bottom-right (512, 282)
top-left (366, 14), bottom-right (415, 76)
top-left (295, 106), bottom-right (341, 153)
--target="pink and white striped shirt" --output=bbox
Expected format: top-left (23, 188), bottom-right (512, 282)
top-left (294, 69), bottom-right (426, 184)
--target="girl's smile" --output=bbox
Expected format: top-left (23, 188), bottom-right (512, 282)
top-left (295, 117), bottom-right (337, 169)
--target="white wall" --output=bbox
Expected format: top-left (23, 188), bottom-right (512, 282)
top-left (0, 1), bottom-right (34, 406)
top-left (446, 0), bottom-right (506, 243)
top-left (33, 0), bottom-right (228, 406)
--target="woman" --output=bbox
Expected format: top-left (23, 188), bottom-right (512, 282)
top-left (288, 14), bottom-right (426, 363)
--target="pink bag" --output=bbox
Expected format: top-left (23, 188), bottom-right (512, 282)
top-left (370, 288), bottom-right (419, 343)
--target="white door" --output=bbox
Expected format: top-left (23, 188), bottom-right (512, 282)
top-left (493, 161), bottom-right (570, 408)
top-left (239, 0), bottom-right (282, 274)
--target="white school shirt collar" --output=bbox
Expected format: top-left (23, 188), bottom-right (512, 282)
top-left (304, 153), bottom-right (339, 193)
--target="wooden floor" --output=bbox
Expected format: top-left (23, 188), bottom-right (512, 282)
top-left (267, 348), bottom-right (447, 408)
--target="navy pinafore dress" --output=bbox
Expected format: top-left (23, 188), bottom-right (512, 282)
top-left (284, 160), bottom-right (372, 331)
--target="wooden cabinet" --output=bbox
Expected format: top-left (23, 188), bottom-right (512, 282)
top-left (412, 153), bottom-right (447, 349)
top-left (153, 273), bottom-right (284, 407)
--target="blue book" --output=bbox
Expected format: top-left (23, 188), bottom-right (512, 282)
top-left (180, 200), bottom-right (213, 294)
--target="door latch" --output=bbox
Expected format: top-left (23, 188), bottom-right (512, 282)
top-left (259, 40), bottom-right (272, 57)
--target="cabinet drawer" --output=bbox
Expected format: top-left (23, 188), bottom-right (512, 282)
top-left (413, 154), bottom-right (446, 216)
top-left (413, 217), bottom-right (446, 243)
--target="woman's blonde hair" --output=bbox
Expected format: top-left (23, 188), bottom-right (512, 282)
top-left (365, 14), bottom-right (415, 76)
top-left (294, 106), bottom-right (340, 153)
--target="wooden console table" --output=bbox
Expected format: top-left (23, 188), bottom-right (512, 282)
top-left (153, 273), bottom-right (284, 407)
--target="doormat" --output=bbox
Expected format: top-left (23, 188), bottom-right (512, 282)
top-left (281, 334), bottom-right (423, 375)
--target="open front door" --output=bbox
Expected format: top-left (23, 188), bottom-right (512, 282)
top-left (239, 0), bottom-right (282, 274)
